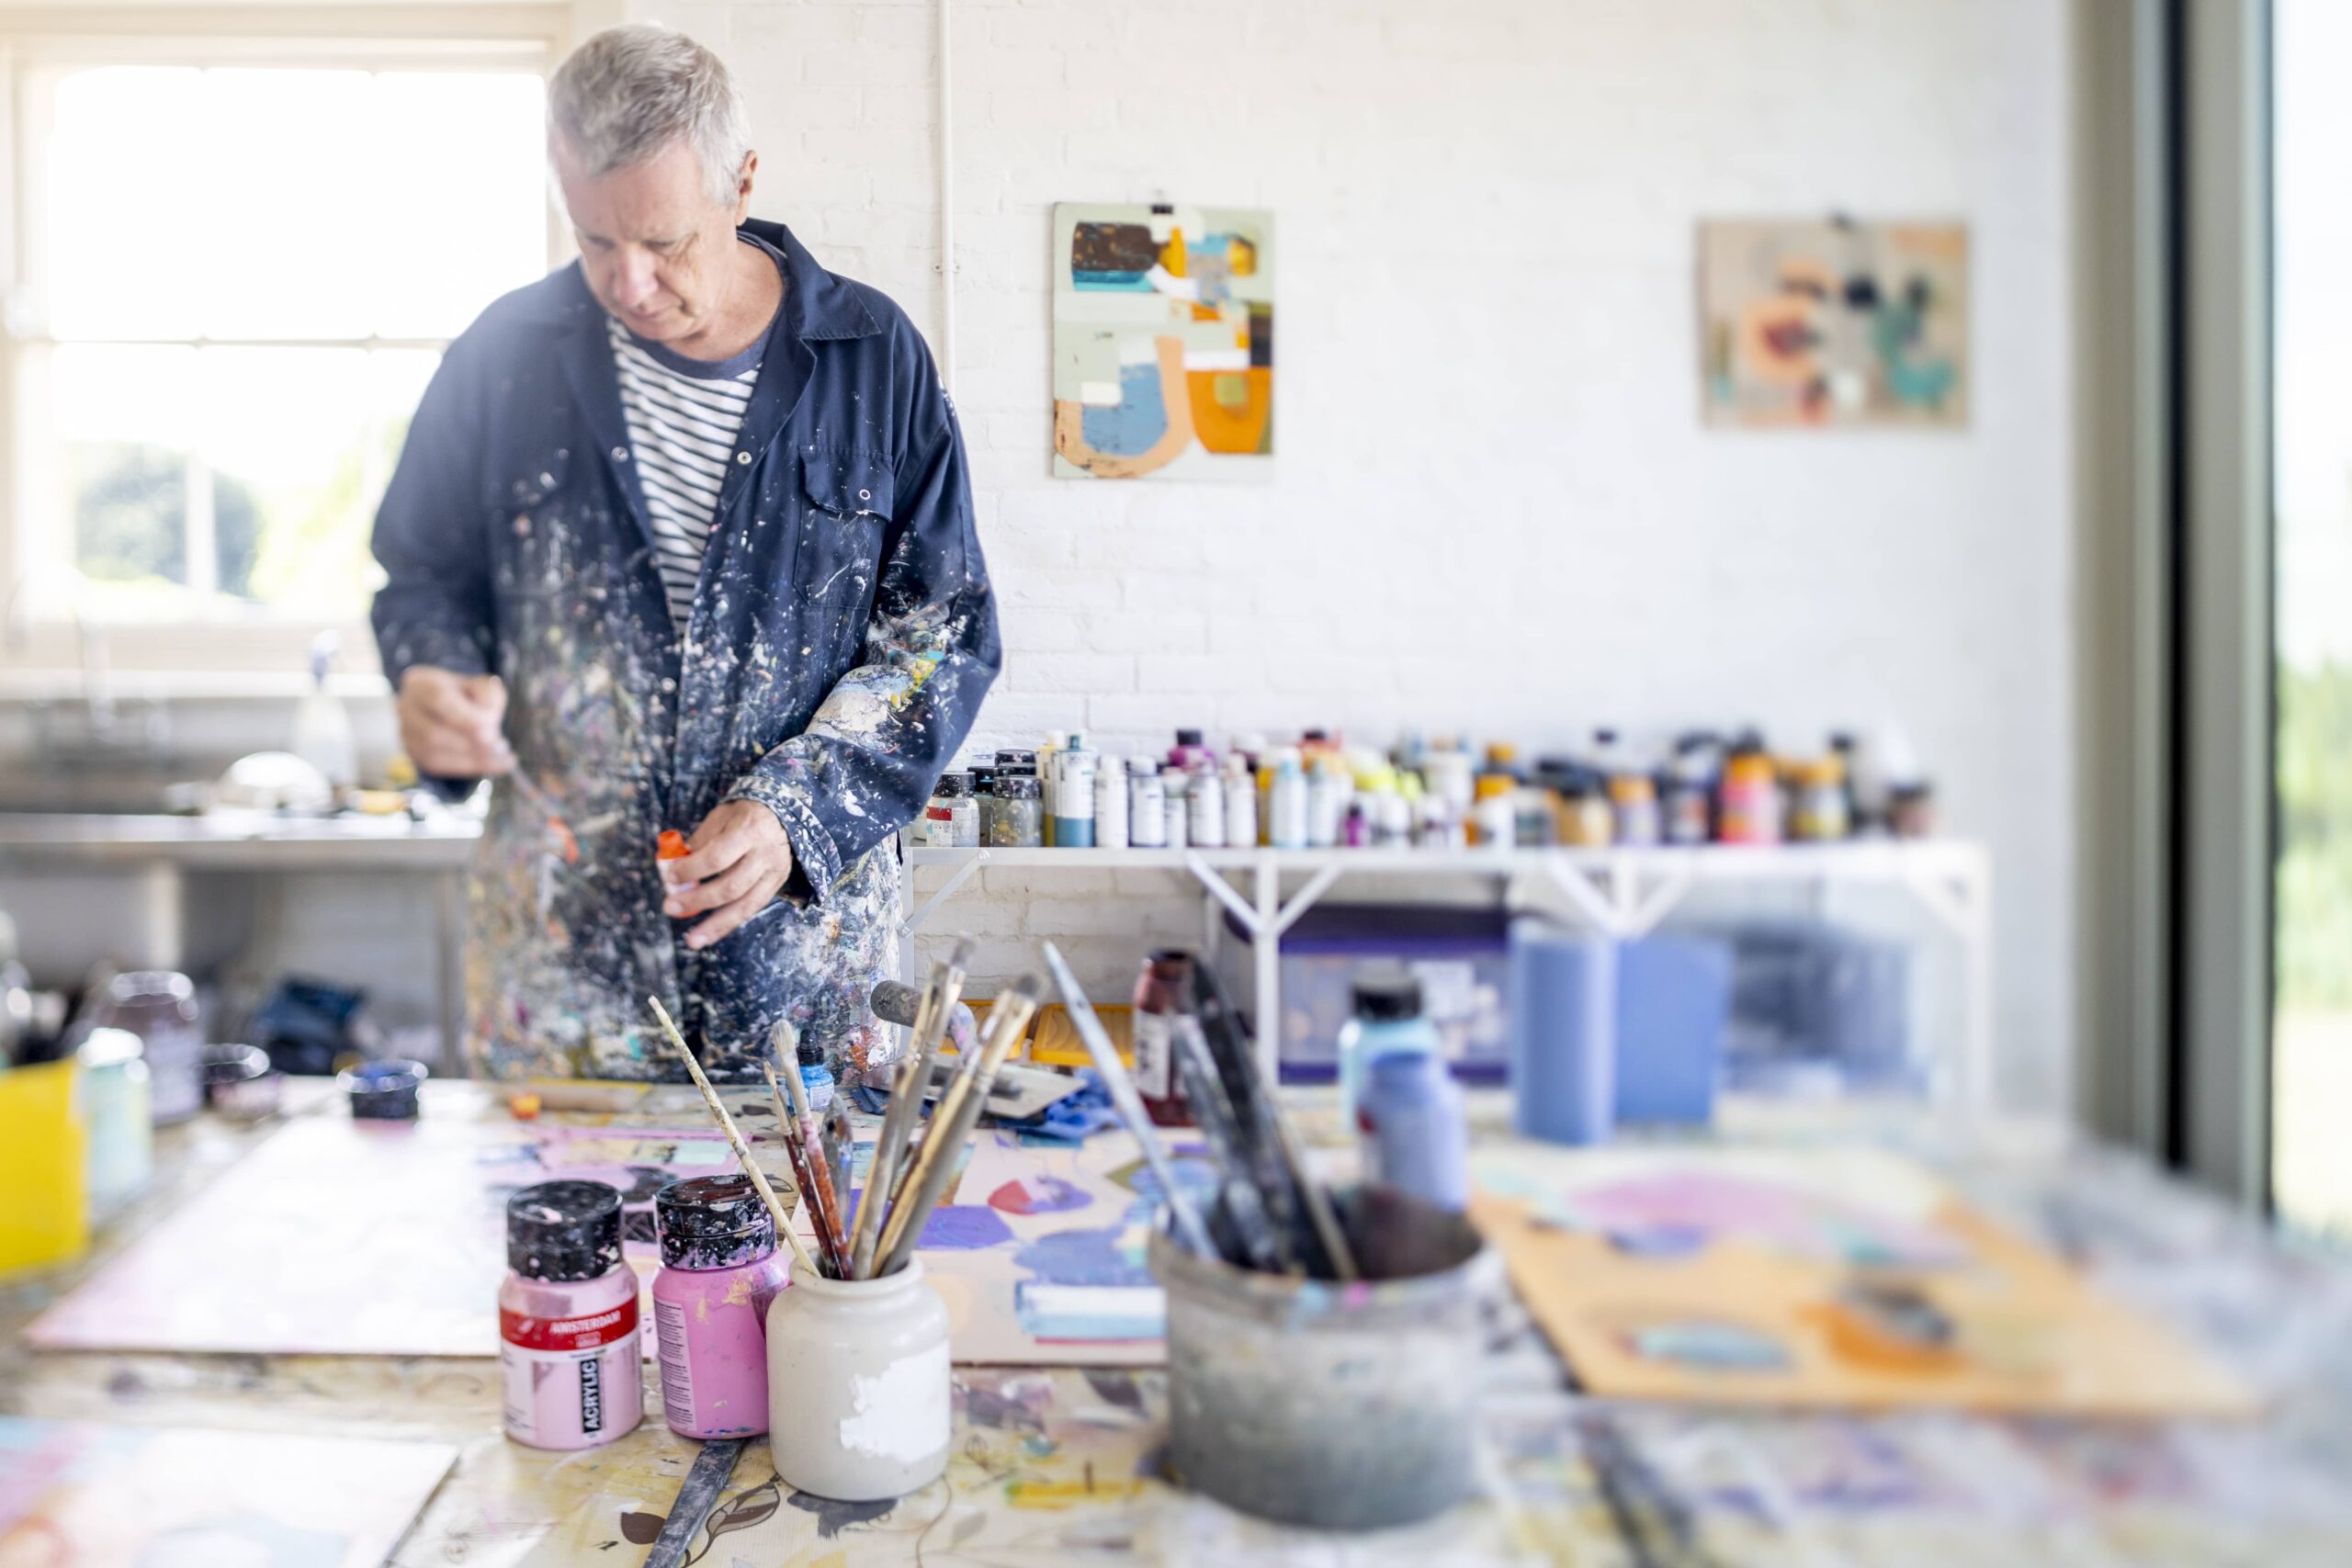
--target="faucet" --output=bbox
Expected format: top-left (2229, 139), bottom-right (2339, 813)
top-left (5, 568), bottom-right (119, 747)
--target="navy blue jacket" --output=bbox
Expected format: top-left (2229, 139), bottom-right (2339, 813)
top-left (372, 220), bottom-right (998, 1078)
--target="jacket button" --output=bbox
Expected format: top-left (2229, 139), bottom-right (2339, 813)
top-left (612, 446), bottom-right (629, 462)
top-left (857, 488), bottom-right (871, 502)
top-left (736, 451), bottom-right (752, 465)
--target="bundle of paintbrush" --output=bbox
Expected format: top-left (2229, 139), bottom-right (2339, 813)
top-left (843, 947), bottom-right (1047, 1281)
top-left (1040, 942), bottom-right (1357, 1282)
top-left (762, 1022), bottom-right (855, 1277)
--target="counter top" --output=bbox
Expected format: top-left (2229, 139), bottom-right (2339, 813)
top-left (0, 811), bottom-right (481, 870)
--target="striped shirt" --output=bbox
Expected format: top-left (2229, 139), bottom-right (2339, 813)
top-left (606, 313), bottom-right (763, 631)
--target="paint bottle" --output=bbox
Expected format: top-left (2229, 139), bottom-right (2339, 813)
top-left (1167, 728), bottom-right (1213, 773)
top-left (1335, 972), bottom-right (1442, 1130)
top-left (921, 772), bottom-right (974, 848)
top-left (797, 1036), bottom-right (835, 1114)
top-left (1358, 1048), bottom-right (1469, 1213)
top-left (1609, 770), bottom-right (1663, 846)
top-left (1187, 760), bottom-right (1225, 848)
top-left (500, 1179), bottom-right (643, 1451)
top-left (1341, 801), bottom-right (1370, 847)
top-left (1516, 783), bottom-right (1561, 848)
top-left (1790, 756), bottom-right (1850, 841)
top-left (1131, 949), bottom-right (1197, 1126)
top-left (1128, 761), bottom-right (1167, 848)
top-left (1717, 742), bottom-right (1781, 845)
top-left (1889, 781), bottom-right (1937, 839)
top-left (1268, 754), bottom-right (1308, 849)
top-left (1374, 785), bottom-right (1414, 848)
top-left (1037, 733), bottom-right (1066, 847)
top-left (981, 774), bottom-right (1043, 847)
top-left (1555, 772), bottom-right (1613, 848)
top-left (1057, 739), bottom-right (1099, 849)
top-left (1222, 760), bottom-right (1258, 849)
top-left (1161, 770), bottom-right (1189, 852)
top-left (1095, 755), bottom-right (1129, 850)
top-left (1424, 748), bottom-right (1476, 826)
top-left (80, 1027), bottom-right (153, 1213)
top-left (1472, 774), bottom-right (1517, 848)
top-left (1305, 760), bottom-right (1347, 848)
top-left (652, 1173), bottom-right (792, 1440)
top-left (1662, 735), bottom-right (1718, 845)
top-left (765, 1258), bottom-right (952, 1502)
top-left (87, 971), bottom-right (203, 1126)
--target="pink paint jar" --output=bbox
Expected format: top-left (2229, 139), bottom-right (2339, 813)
top-left (499, 1179), bottom-right (644, 1450)
top-left (651, 1174), bottom-right (791, 1439)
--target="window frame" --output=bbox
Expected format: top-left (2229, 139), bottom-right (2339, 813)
top-left (0, 6), bottom-right (569, 691)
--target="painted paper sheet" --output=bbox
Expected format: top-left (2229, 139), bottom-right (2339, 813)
top-left (1470, 1144), bottom-right (2254, 1417)
top-left (24, 1112), bottom-right (795, 1358)
top-left (1051, 201), bottom-right (1273, 480)
top-left (0, 1418), bottom-right (456, 1567)
top-left (1699, 218), bottom-right (1968, 427)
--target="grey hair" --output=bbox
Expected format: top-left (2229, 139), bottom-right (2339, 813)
top-left (548, 25), bottom-right (750, 206)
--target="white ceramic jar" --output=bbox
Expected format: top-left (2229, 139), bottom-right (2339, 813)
top-left (764, 1258), bottom-right (952, 1502)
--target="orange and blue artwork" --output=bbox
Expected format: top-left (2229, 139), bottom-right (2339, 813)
top-left (1700, 218), bottom-right (1968, 428)
top-left (1052, 201), bottom-right (1273, 480)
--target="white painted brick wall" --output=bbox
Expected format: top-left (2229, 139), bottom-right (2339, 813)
top-left (624, 0), bottom-right (2077, 1111)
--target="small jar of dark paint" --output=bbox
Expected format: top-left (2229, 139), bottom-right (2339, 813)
top-left (340, 1057), bottom-right (428, 1119)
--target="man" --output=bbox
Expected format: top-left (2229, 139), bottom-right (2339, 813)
top-left (372, 25), bottom-right (997, 1078)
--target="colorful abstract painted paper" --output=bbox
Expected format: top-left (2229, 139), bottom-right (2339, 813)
top-left (1052, 202), bottom-right (1273, 480)
top-left (0, 1418), bottom-right (457, 1566)
top-left (1471, 1145), bottom-right (2253, 1417)
top-left (1700, 218), bottom-right (1968, 427)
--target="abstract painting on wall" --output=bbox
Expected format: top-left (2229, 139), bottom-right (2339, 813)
top-left (1052, 201), bottom-right (1273, 480)
top-left (1700, 218), bottom-right (1969, 428)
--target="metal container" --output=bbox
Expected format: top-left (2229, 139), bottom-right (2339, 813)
top-left (1148, 1188), bottom-right (1499, 1531)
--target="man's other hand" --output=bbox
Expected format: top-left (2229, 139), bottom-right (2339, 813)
top-left (396, 667), bottom-right (514, 778)
top-left (662, 799), bottom-right (795, 950)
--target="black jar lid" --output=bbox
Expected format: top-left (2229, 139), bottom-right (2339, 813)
top-left (506, 1179), bottom-right (625, 1281)
top-left (1351, 971), bottom-right (1424, 1022)
top-left (654, 1174), bottom-right (777, 1269)
top-left (932, 772), bottom-right (971, 797)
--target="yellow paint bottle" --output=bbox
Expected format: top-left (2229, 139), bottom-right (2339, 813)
top-left (0, 1056), bottom-right (91, 1277)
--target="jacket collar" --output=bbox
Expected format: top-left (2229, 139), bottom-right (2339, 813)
top-left (522, 219), bottom-right (883, 343)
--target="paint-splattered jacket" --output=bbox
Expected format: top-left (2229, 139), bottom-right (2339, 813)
top-left (371, 221), bottom-right (998, 1080)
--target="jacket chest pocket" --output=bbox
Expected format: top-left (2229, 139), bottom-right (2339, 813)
top-left (797, 451), bottom-right (892, 634)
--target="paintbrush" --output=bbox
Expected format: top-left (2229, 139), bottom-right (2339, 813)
top-left (853, 942), bottom-right (974, 1279)
top-left (645, 996), bottom-right (819, 1277)
top-left (500, 763), bottom-right (580, 864)
top-left (764, 1025), bottom-right (851, 1276)
top-left (875, 974), bottom-right (1046, 1279)
top-left (1038, 942), bottom-right (1218, 1259)
top-left (1169, 1012), bottom-right (1290, 1272)
top-left (1193, 960), bottom-right (1359, 1282)
top-left (762, 1060), bottom-right (847, 1278)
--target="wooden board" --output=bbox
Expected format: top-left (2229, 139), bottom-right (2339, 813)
top-left (1470, 1143), bottom-right (2256, 1418)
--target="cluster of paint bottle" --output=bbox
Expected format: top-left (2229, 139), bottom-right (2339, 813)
top-left (498, 1171), bottom-right (794, 1452)
top-left (918, 725), bottom-right (1936, 852)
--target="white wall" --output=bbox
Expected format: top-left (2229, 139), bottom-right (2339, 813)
top-left (616, 0), bottom-right (2075, 1108)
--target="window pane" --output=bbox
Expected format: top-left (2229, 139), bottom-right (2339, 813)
top-left (45, 66), bottom-right (546, 342)
top-left (52, 344), bottom-right (436, 620)
top-left (2271, 1), bottom-right (2352, 1235)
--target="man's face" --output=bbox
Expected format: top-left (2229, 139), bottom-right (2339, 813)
top-left (555, 138), bottom-right (753, 344)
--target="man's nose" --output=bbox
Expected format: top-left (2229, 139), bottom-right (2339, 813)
top-left (610, 251), bottom-right (659, 308)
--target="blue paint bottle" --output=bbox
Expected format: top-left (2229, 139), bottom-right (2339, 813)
top-left (1335, 972), bottom-right (1441, 1129)
top-left (1358, 1049), bottom-right (1468, 1213)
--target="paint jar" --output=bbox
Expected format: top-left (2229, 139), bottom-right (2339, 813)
top-left (653, 1173), bottom-right (792, 1439)
top-left (1131, 949), bottom-right (1196, 1127)
top-left (1187, 761), bottom-right (1225, 848)
top-left (1093, 755), bottom-right (1129, 849)
top-left (1610, 771), bottom-right (1663, 846)
top-left (200, 1043), bottom-right (281, 1122)
top-left (85, 970), bottom-right (203, 1126)
top-left (1472, 774), bottom-right (1516, 848)
top-left (1222, 761), bottom-right (1257, 849)
top-left (765, 1257), bottom-right (952, 1502)
top-left (1516, 785), bottom-right (1562, 847)
top-left (1555, 774), bottom-right (1613, 848)
top-left (1160, 771), bottom-right (1189, 854)
top-left (1424, 749), bottom-right (1476, 825)
top-left (1334, 971), bottom-right (1441, 1130)
top-left (1717, 751), bottom-right (1781, 844)
top-left (1305, 761), bottom-right (1347, 848)
top-left (1167, 728), bottom-right (1213, 774)
top-left (1055, 740), bottom-right (1098, 848)
top-left (500, 1179), bottom-right (644, 1450)
top-left (1150, 1188), bottom-right (1498, 1531)
top-left (980, 774), bottom-right (1042, 848)
top-left (1790, 757), bottom-right (1851, 841)
top-left (1890, 781), bottom-right (1937, 839)
top-left (797, 1037), bottom-right (835, 1115)
top-left (79, 1027), bottom-right (152, 1213)
top-left (341, 1057), bottom-right (428, 1120)
top-left (1037, 733), bottom-right (1066, 847)
top-left (1509, 920), bottom-right (1616, 1146)
top-left (1358, 1049), bottom-right (1468, 1213)
top-left (1663, 737), bottom-right (1718, 845)
top-left (921, 773), bottom-right (976, 848)
top-left (1128, 762), bottom-right (1167, 848)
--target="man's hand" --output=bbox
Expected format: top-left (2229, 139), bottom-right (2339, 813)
top-left (662, 799), bottom-right (795, 951)
top-left (396, 667), bottom-right (513, 778)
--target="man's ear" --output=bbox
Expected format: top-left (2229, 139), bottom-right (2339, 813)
top-left (734, 150), bottom-right (759, 223)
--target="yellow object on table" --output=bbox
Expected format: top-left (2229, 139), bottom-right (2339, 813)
top-left (1024, 1002), bottom-right (1133, 1067)
top-left (0, 1057), bottom-right (90, 1277)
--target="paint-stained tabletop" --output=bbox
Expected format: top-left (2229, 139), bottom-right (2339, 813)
top-left (7, 1084), bottom-right (2352, 1565)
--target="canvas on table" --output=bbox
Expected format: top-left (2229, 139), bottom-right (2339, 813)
top-left (1699, 218), bottom-right (1969, 428)
top-left (1051, 201), bottom-right (1274, 480)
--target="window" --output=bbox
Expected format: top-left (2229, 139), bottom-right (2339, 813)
top-left (4, 39), bottom-right (551, 651)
